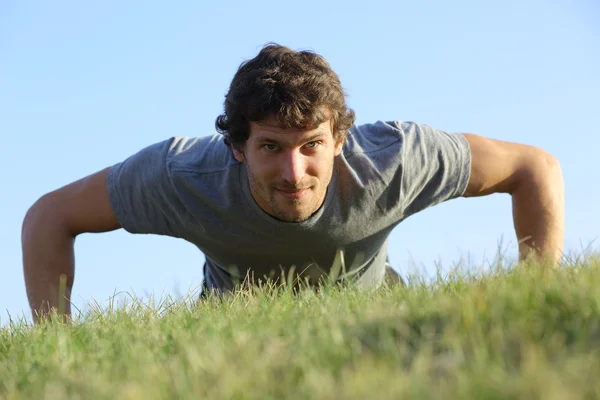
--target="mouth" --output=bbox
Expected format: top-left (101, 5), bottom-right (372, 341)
top-left (276, 188), bottom-right (310, 200)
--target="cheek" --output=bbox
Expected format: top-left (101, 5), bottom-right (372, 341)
top-left (249, 157), bottom-right (277, 181)
top-left (311, 155), bottom-right (334, 178)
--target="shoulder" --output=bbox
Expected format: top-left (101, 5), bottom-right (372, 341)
top-left (343, 120), bottom-right (439, 155)
top-left (344, 120), bottom-right (468, 154)
top-left (343, 120), bottom-right (402, 156)
top-left (166, 134), bottom-right (239, 174)
top-left (338, 121), bottom-right (407, 185)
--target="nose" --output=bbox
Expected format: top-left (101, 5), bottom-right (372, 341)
top-left (281, 150), bottom-right (306, 186)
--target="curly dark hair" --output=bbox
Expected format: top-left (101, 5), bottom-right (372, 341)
top-left (215, 43), bottom-right (356, 150)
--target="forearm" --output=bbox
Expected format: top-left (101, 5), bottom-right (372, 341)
top-left (511, 158), bottom-right (565, 265)
top-left (22, 200), bottom-right (75, 322)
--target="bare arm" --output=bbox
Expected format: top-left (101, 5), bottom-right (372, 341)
top-left (21, 167), bottom-right (121, 322)
top-left (462, 133), bottom-right (565, 265)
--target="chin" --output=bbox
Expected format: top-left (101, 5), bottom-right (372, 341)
top-left (283, 211), bottom-right (310, 223)
top-left (273, 206), bottom-right (313, 223)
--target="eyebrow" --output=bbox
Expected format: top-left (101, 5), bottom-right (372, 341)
top-left (259, 133), bottom-right (326, 146)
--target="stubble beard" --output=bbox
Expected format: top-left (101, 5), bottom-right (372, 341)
top-left (246, 170), bottom-right (321, 223)
top-left (245, 155), bottom-right (336, 223)
top-left (271, 197), bottom-right (308, 223)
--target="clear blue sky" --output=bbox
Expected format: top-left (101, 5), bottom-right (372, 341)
top-left (1, 1), bottom-right (598, 325)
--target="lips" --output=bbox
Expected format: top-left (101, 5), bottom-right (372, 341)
top-left (276, 188), bottom-right (309, 200)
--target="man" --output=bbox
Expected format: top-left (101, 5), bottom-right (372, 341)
top-left (21, 43), bottom-right (565, 322)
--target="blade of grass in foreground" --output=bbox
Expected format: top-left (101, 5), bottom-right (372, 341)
top-left (1, 255), bottom-right (599, 399)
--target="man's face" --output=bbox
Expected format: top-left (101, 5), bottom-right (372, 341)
top-left (232, 116), bottom-right (344, 222)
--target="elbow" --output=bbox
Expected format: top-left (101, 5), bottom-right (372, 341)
top-left (539, 149), bottom-right (561, 173)
top-left (22, 195), bottom-right (46, 240)
top-left (515, 149), bottom-right (563, 194)
top-left (22, 195), bottom-right (45, 244)
top-left (536, 150), bottom-right (563, 184)
top-left (22, 193), bottom-right (71, 242)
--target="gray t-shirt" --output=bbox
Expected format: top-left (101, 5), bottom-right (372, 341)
top-left (107, 120), bottom-right (471, 293)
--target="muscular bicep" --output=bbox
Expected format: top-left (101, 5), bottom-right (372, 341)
top-left (462, 133), bottom-right (555, 198)
top-left (38, 167), bottom-right (121, 236)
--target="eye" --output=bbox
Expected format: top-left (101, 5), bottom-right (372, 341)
top-left (263, 144), bottom-right (278, 152)
top-left (304, 141), bottom-right (319, 149)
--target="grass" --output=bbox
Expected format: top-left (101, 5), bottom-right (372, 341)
top-left (1, 253), bottom-right (600, 399)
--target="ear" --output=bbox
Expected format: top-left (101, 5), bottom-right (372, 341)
top-left (334, 137), bottom-right (345, 157)
top-left (232, 146), bottom-right (245, 163)
top-left (330, 119), bottom-right (345, 157)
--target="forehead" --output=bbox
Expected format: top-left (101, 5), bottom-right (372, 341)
top-left (249, 117), bottom-right (333, 142)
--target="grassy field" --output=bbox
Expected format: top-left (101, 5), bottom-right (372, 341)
top-left (2, 254), bottom-right (600, 399)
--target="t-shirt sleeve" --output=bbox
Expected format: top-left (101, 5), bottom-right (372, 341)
top-left (107, 138), bottom-right (189, 237)
top-left (398, 121), bottom-right (472, 218)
